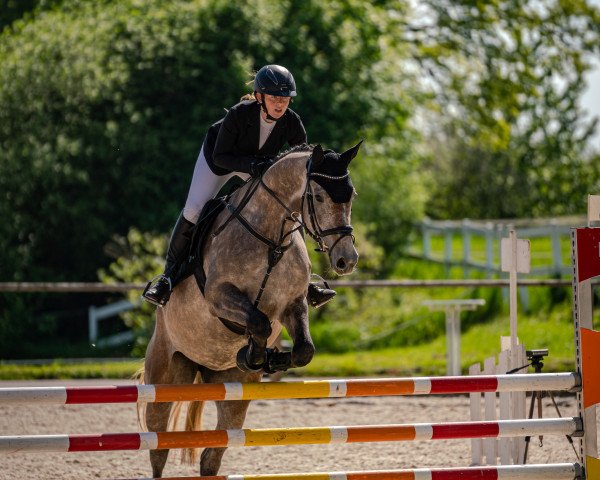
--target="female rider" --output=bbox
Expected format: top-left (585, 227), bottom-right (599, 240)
top-left (143, 64), bottom-right (335, 308)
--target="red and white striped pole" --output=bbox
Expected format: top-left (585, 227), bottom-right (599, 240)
top-left (0, 418), bottom-right (581, 453)
top-left (107, 463), bottom-right (582, 480)
top-left (0, 373), bottom-right (580, 405)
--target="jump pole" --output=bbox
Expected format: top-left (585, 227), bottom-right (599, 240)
top-left (107, 463), bottom-right (583, 480)
top-left (0, 417), bottom-right (581, 453)
top-left (572, 196), bottom-right (600, 479)
top-left (0, 373), bottom-right (580, 405)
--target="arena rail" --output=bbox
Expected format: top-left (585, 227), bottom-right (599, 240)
top-left (0, 278), bottom-right (587, 293)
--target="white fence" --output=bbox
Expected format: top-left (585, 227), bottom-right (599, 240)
top-left (415, 216), bottom-right (586, 277)
top-left (88, 300), bottom-right (135, 347)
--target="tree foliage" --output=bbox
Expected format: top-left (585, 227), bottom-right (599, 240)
top-left (1, 0), bottom-right (599, 356)
top-left (402, 0), bottom-right (600, 218)
top-left (0, 0), bottom-right (425, 351)
top-left (0, 0), bottom-right (421, 282)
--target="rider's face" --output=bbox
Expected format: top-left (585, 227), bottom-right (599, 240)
top-left (259, 93), bottom-right (291, 120)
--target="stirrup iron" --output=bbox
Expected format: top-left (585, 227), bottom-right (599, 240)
top-left (142, 274), bottom-right (173, 307)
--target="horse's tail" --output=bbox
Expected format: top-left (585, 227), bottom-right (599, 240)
top-left (133, 364), bottom-right (147, 431)
top-left (135, 366), bottom-right (204, 465)
top-left (178, 371), bottom-right (203, 465)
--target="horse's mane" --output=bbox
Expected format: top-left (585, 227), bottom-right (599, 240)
top-left (274, 143), bottom-right (314, 161)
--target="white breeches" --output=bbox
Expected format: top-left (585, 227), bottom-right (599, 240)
top-left (182, 146), bottom-right (248, 223)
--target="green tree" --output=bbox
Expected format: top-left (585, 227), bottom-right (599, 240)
top-left (0, 0), bottom-right (428, 353)
top-left (0, 0), bottom-right (65, 31)
top-left (402, 0), bottom-right (600, 218)
top-left (0, 0), bottom-right (260, 352)
top-left (98, 228), bottom-right (166, 356)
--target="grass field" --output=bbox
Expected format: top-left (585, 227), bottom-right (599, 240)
top-left (0, 310), bottom-right (578, 380)
top-left (1, 224), bottom-right (586, 380)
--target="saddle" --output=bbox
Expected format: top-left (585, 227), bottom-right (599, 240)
top-left (171, 176), bottom-right (246, 294)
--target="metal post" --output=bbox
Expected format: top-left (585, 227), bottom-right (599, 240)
top-left (462, 219), bottom-right (471, 262)
top-left (446, 307), bottom-right (461, 376)
top-left (444, 229), bottom-right (453, 268)
top-left (485, 223), bottom-right (495, 277)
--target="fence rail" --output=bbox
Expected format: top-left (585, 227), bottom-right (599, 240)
top-left (0, 279), bottom-right (585, 293)
top-left (416, 217), bottom-right (586, 277)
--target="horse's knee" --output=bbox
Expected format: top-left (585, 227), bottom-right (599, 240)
top-left (292, 341), bottom-right (315, 367)
top-left (247, 308), bottom-right (272, 338)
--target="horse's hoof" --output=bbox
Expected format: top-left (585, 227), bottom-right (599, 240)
top-left (264, 350), bottom-right (292, 374)
top-left (236, 345), bottom-right (264, 373)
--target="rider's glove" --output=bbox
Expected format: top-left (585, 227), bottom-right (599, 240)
top-left (250, 158), bottom-right (274, 177)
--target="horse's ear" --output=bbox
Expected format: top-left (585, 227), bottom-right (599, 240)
top-left (340, 139), bottom-right (363, 167)
top-left (312, 144), bottom-right (324, 167)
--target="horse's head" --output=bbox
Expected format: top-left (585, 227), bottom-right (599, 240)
top-left (304, 142), bottom-right (361, 275)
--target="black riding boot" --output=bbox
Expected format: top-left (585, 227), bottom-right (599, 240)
top-left (307, 282), bottom-right (336, 308)
top-left (142, 213), bottom-right (195, 306)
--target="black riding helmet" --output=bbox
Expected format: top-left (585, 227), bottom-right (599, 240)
top-left (254, 64), bottom-right (297, 97)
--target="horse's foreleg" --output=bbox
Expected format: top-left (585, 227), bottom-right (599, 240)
top-left (282, 296), bottom-right (315, 368)
top-left (199, 367), bottom-right (262, 476)
top-left (207, 282), bottom-right (272, 369)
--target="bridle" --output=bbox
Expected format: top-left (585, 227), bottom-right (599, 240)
top-left (212, 151), bottom-right (354, 308)
top-left (303, 160), bottom-right (355, 253)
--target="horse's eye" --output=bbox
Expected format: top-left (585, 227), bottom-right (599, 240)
top-left (315, 194), bottom-right (325, 203)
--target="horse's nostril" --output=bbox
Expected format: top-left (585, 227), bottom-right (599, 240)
top-left (336, 258), bottom-right (347, 270)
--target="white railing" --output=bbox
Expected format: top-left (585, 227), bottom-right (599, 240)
top-left (416, 216), bottom-right (586, 277)
top-left (88, 300), bottom-right (135, 347)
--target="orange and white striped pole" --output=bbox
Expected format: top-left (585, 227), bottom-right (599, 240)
top-left (0, 373), bottom-right (579, 405)
top-left (108, 463), bottom-right (582, 480)
top-left (0, 417), bottom-right (580, 453)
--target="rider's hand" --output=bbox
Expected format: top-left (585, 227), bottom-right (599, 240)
top-left (250, 158), bottom-right (274, 177)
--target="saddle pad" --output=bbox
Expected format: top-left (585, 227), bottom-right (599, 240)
top-left (189, 197), bottom-right (224, 294)
top-left (172, 176), bottom-right (246, 294)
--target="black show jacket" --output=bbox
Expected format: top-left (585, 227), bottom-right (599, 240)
top-left (203, 100), bottom-right (307, 176)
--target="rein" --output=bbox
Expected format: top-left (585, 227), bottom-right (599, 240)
top-left (212, 151), bottom-right (354, 310)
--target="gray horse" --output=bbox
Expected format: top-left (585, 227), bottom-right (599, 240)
top-left (141, 142), bottom-right (361, 477)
